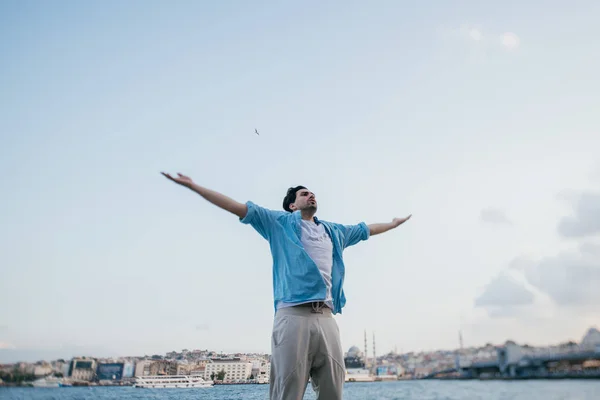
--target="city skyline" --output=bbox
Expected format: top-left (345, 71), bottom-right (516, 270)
top-left (1, 1), bottom-right (600, 362)
top-left (1, 325), bottom-right (597, 364)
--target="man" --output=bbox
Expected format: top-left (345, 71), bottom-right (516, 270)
top-left (162, 172), bottom-right (411, 399)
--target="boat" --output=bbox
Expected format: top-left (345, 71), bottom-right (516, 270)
top-left (345, 368), bottom-right (375, 382)
top-left (32, 377), bottom-right (67, 388)
top-left (133, 375), bottom-right (213, 389)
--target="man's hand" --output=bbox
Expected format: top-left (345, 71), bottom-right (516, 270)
top-left (162, 172), bottom-right (193, 187)
top-left (161, 171), bottom-right (247, 218)
top-left (392, 215), bottom-right (412, 227)
top-left (368, 214), bottom-right (412, 236)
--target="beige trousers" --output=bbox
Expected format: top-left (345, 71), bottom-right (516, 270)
top-left (269, 305), bottom-right (345, 400)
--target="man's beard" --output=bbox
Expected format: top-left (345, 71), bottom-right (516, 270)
top-left (304, 204), bottom-right (317, 212)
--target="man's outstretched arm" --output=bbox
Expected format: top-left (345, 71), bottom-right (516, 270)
top-left (368, 215), bottom-right (412, 236)
top-left (161, 172), bottom-right (247, 219)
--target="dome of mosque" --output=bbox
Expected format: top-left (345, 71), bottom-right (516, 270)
top-left (347, 346), bottom-right (363, 358)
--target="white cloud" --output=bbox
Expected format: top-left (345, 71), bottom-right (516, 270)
top-left (558, 191), bottom-right (600, 238)
top-left (469, 28), bottom-right (483, 41)
top-left (516, 243), bottom-right (600, 307)
top-left (580, 242), bottom-right (600, 256)
top-left (448, 25), bottom-right (521, 51)
top-left (478, 241), bottom-right (600, 313)
top-left (501, 32), bottom-right (521, 50)
top-left (474, 271), bottom-right (535, 311)
top-left (475, 188), bottom-right (600, 318)
top-left (480, 207), bottom-right (512, 225)
top-left (477, 183), bottom-right (600, 314)
top-left (0, 342), bottom-right (16, 350)
top-left (456, 24), bottom-right (485, 42)
top-left (462, 306), bottom-right (596, 348)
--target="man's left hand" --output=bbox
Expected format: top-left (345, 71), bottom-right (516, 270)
top-left (392, 215), bottom-right (412, 227)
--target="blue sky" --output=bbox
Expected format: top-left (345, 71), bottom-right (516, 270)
top-left (1, 0), bottom-right (599, 362)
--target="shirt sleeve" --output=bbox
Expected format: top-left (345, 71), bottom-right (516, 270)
top-left (239, 201), bottom-right (282, 240)
top-left (333, 222), bottom-right (370, 248)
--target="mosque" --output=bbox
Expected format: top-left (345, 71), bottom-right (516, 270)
top-left (343, 331), bottom-right (375, 382)
top-left (344, 346), bottom-right (366, 369)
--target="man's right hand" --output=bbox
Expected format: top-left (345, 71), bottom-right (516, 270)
top-left (161, 172), bottom-right (193, 187)
top-left (161, 171), bottom-right (248, 218)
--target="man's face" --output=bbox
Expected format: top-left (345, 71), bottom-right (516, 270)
top-left (290, 188), bottom-right (317, 212)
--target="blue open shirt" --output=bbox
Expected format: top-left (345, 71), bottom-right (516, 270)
top-left (240, 201), bottom-right (370, 314)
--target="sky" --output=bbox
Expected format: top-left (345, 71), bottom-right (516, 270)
top-left (1, 0), bottom-right (599, 363)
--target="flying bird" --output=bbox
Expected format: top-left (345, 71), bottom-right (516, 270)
top-left (255, 128), bottom-right (259, 136)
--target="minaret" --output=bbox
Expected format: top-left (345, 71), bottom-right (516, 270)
top-left (372, 332), bottom-right (377, 370)
top-left (455, 330), bottom-right (464, 370)
top-left (364, 330), bottom-right (368, 368)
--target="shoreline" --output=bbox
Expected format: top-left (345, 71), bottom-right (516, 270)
top-left (3, 377), bottom-right (600, 388)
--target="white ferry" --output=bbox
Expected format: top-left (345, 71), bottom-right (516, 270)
top-left (134, 375), bottom-right (213, 389)
top-left (345, 368), bottom-right (375, 382)
top-left (32, 377), bottom-right (70, 387)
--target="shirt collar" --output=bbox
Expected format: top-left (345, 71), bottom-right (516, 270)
top-left (292, 210), bottom-right (320, 224)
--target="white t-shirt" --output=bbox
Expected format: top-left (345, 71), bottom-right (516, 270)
top-left (277, 219), bottom-right (334, 309)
